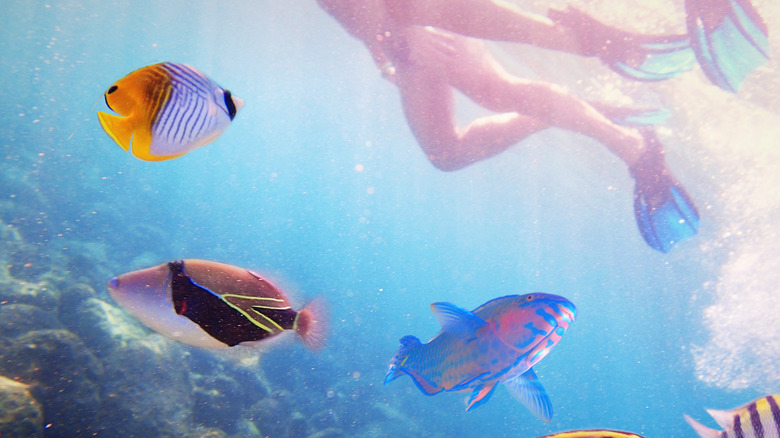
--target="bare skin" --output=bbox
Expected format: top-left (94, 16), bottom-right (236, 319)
top-left (317, 0), bottom-right (647, 171)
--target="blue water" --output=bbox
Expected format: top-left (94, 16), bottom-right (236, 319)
top-left (2, 1), bottom-right (779, 437)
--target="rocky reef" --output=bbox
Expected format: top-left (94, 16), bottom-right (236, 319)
top-left (0, 213), bottom-right (427, 438)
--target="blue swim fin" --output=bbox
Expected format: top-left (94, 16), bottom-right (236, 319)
top-left (549, 7), bottom-right (696, 81)
top-left (686, 0), bottom-right (769, 92)
top-left (630, 130), bottom-right (700, 253)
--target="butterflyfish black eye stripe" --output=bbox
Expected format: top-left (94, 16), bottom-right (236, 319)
top-left (225, 90), bottom-right (237, 120)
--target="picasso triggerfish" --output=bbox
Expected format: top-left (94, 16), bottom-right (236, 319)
top-left (385, 293), bottom-right (576, 421)
top-left (98, 62), bottom-right (244, 161)
top-left (107, 260), bottom-right (326, 350)
top-left (685, 394), bottom-right (780, 438)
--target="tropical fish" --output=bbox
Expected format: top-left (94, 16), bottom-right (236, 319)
top-left (685, 394), bottom-right (780, 438)
top-left (107, 259), bottom-right (326, 350)
top-left (98, 62), bottom-right (244, 161)
top-left (536, 430), bottom-right (646, 438)
top-left (384, 293), bottom-right (576, 421)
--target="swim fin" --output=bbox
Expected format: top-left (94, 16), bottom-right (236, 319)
top-left (685, 0), bottom-right (769, 92)
top-left (549, 7), bottom-right (696, 81)
top-left (630, 130), bottom-right (700, 252)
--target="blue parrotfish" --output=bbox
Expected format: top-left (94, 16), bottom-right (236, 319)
top-left (384, 293), bottom-right (576, 421)
top-left (685, 394), bottom-right (780, 438)
top-left (98, 62), bottom-right (243, 161)
top-left (108, 260), bottom-right (326, 350)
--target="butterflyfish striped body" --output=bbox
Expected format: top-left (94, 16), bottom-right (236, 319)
top-left (107, 260), bottom-right (326, 351)
top-left (98, 63), bottom-right (243, 161)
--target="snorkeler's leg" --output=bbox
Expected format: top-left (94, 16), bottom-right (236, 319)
top-left (394, 65), bottom-right (546, 171)
top-left (448, 47), bottom-right (646, 167)
top-left (384, 0), bottom-right (582, 52)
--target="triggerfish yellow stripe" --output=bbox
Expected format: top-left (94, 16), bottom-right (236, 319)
top-left (97, 62), bottom-right (243, 161)
top-left (685, 394), bottom-right (780, 438)
top-left (535, 430), bottom-right (646, 438)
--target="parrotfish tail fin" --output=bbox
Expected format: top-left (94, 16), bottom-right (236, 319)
top-left (294, 298), bottom-right (327, 351)
top-left (630, 130), bottom-right (700, 253)
top-left (548, 6), bottom-right (696, 81)
top-left (385, 335), bottom-right (442, 396)
top-left (684, 414), bottom-right (720, 438)
top-left (97, 111), bottom-right (132, 152)
top-left (686, 0), bottom-right (769, 92)
top-left (384, 335), bottom-right (419, 385)
top-left (503, 368), bottom-right (553, 422)
top-left (465, 381), bottom-right (499, 412)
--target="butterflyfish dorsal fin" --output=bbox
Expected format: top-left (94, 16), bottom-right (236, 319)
top-left (97, 111), bottom-right (133, 152)
top-left (430, 302), bottom-right (486, 337)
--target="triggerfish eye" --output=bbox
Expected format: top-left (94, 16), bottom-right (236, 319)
top-left (97, 62), bottom-right (243, 161)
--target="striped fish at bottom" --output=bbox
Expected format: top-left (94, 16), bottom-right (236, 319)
top-left (98, 62), bottom-right (243, 161)
top-left (685, 394), bottom-right (780, 438)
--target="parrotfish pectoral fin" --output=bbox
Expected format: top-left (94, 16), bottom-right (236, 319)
top-left (503, 368), bottom-right (553, 422)
top-left (465, 381), bottom-right (499, 411)
top-left (431, 302), bottom-right (487, 338)
top-left (684, 414), bottom-right (720, 438)
top-left (97, 111), bottom-right (132, 152)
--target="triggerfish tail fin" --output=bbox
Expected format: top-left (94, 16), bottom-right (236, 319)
top-left (631, 130), bottom-right (700, 253)
top-left (683, 414), bottom-right (720, 438)
top-left (465, 381), bottom-right (499, 412)
top-left (503, 368), bottom-right (553, 422)
top-left (548, 7), bottom-right (696, 81)
top-left (97, 111), bottom-right (133, 152)
top-left (685, 0), bottom-right (769, 92)
top-left (293, 298), bottom-right (327, 351)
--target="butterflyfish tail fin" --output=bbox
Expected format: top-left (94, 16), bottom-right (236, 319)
top-left (294, 298), bottom-right (327, 351)
top-left (97, 111), bottom-right (133, 152)
top-left (684, 414), bottom-right (720, 438)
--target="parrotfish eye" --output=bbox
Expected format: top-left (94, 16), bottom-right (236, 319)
top-left (525, 294), bottom-right (534, 301)
top-left (224, 89), bottom-right (237, 120)
top-left (107, 85), bottom-right (118, 94)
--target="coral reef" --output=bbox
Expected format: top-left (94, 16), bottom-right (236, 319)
top-left (0, 375), bottom-right (43, 438)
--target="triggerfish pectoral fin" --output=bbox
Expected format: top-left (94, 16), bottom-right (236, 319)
top-left (503, 368), bottom-right (553, 422)
top-left (465, 381), bottom-right (499, 412)
top-left (430, 302), bottom-right (487, 338)
top-left (97, 111), bottom-right (133, 152)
